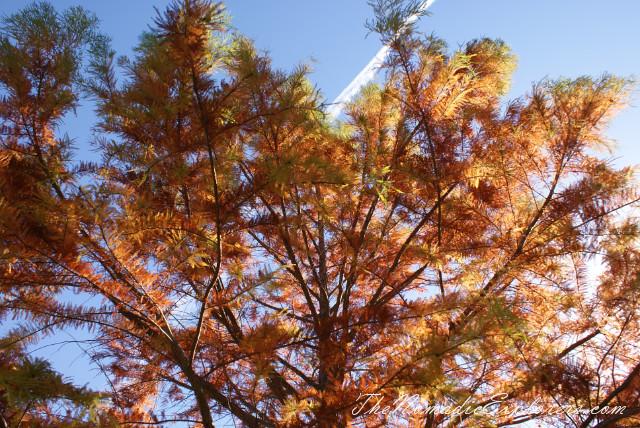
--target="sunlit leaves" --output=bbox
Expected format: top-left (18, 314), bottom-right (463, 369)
top-left (1, 0), bottom-right (639, 427)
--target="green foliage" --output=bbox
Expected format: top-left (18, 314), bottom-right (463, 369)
top-left (0, 333), bottom-right (105, 427)
top-left (366, 0), bottom-right (430, 42)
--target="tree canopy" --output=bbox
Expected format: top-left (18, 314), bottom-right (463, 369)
top-left (1, 0), bottom-right (639, 427)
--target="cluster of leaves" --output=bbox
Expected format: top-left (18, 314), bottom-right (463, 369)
top-left (0, 331), bottom-right (105, 427)
top-left (1, 0), bottom-right (639, 427)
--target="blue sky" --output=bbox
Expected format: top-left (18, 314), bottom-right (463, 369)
top-left (1, 0), bottom-right (639, 424)
top-left (2, 0), bottom-right (638, 162)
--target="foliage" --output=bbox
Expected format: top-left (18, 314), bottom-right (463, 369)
top-left (1, 0), bottom-right (639, 427)
top-left (0, 331), bottom-right (106, 427)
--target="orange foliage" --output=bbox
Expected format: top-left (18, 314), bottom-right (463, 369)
top-left (1, 1), bottom-right (639, 427)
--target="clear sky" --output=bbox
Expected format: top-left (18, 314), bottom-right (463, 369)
top-left (2, 0), bottom-right (638, 161)
top-left (1, 0), bottom-right (639, 424)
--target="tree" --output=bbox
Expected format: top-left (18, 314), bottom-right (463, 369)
top-left (0, 330), bottom-right (105, 427)
top-left (1, 0), bottom-right (639, 427)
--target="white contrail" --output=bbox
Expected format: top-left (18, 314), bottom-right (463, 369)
top-left (326, 0), bottom-right (436, 118)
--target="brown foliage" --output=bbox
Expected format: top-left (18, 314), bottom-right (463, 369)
top-left (1, 1), bottom-right (639, 427)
